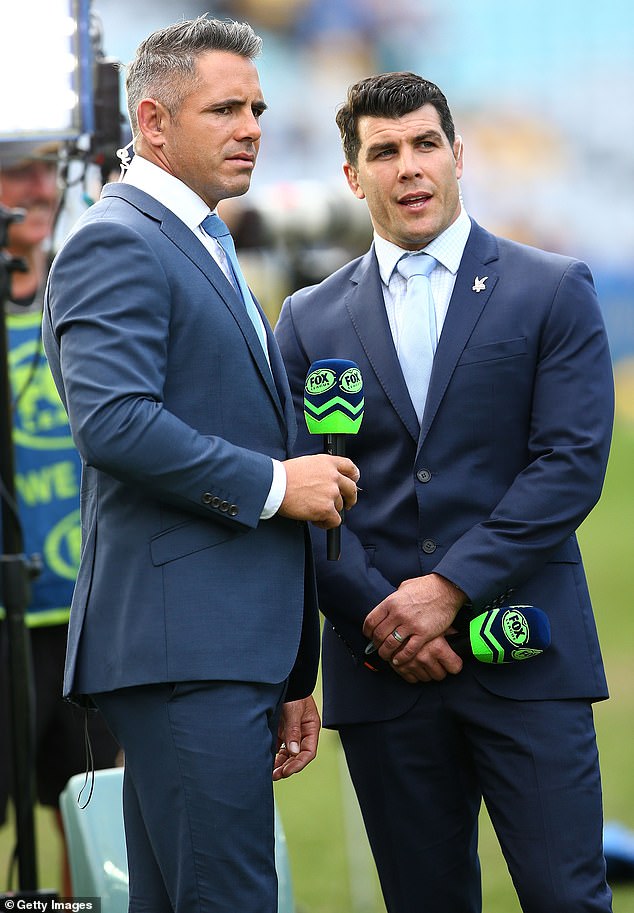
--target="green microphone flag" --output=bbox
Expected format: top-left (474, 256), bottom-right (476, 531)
top-left (304, 359), bottom-right (364, 435)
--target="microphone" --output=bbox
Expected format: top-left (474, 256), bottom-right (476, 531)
top-left (303, 358), bottom-right (364, 560)
top-left (446, 605), bottom-right (551, 664)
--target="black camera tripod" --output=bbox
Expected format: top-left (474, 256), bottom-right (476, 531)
top-left (0, 203), bottom-right (44, 895)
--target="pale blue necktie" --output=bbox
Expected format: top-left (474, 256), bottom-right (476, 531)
top-left (396, 252), bottom-right (438, 422)
top-left (201, 212), bottom-right (269, 356)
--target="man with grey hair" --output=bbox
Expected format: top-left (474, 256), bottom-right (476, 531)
top-left (43, 15), bottom-right (359, 913)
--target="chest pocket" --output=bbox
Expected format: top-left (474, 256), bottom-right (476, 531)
top-left (458, 336), bottom-right (527, 366)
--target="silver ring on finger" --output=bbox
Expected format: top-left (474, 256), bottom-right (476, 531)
top-left (392, 629), bottom-right (405, 643)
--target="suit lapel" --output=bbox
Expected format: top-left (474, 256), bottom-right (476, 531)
top-left (420, 222), bottom-right (500, 445)
top-left (102, 184), bottom-right (286, 427)
top-left (160, 210), bottom-right (285, 420)
top-left (267, 331), bottom-right (298, 447)
top-left (345, 248), bottom-right (421, 443)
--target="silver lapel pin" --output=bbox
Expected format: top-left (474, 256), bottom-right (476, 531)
top-left (472, 276), bottom-right (488, 293)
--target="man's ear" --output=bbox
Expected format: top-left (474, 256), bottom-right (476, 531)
top-left (137, 98), bottom-right (167, 151)
top-left (343, 162), bottom-right (365, 200)
top-left (453, 135), bottom-right (464, 180)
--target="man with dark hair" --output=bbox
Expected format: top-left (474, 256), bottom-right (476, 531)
top-left (276, 71), bottom-right (614, 912)
top-left (43, 16), bottom-right (359, 913)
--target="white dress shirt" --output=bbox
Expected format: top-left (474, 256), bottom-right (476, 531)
top-left (374, 207), bottom-right (472, 357)
top-left (121, 155), bottom-right (285, 518)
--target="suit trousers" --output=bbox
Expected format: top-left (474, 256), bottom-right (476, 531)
top-left (94, 679), bottom-right (287, 913)
top-left (338, 665), bottom-right (612, 913)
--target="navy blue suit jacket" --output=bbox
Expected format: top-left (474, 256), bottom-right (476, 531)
top-left (43, 182), bottom-right (319, 703)
top-left (275, 219), bottom-right (613, 727)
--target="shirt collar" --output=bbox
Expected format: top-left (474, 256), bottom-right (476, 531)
top-left (122, 155), bottom-right (211, 230)
top-left (374, 206), bottom-right (472, 285)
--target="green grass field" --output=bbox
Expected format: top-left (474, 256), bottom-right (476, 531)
top-left (2, 419), bottom-right (634, 911)
top-left (274, 416), bottom-right (634, 913)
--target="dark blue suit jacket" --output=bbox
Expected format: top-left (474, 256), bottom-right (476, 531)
top-left (43, 182), bottom-right (319, 703)
top-left (275, 219), bottom-right (613, 727)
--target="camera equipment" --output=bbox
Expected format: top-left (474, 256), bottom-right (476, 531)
top-left (1, 1), bottom-right (123, 894)
top-left (0, 206), bottom-right (45, 894)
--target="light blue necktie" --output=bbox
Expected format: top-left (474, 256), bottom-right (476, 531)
top-left (201, 212), bottom-right (268, 356)
top-left (396, 252), bottom-right (438, 422)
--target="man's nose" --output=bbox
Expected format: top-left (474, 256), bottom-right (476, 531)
top-left (397, 149), bottom-right (422, 181)
top-left (236, 110), bottom-right (262, 142)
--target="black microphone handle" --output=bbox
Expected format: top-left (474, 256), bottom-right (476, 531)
top-left (325, 432), bottom-right (345, 561)
top-left (445, 631), bottom-right (469, 657)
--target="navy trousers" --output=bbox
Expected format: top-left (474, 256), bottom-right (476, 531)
top-left (95, 680), bottom-right (286, 913)
top-left (338, 666), bottom-right (612, 913)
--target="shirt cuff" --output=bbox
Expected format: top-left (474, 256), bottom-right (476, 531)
top-left (260, 459), bottom-right (287, 519)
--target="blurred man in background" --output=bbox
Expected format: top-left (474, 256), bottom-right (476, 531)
top-left (276, 71), bottom-right (614, 913)
top-left (0, 142), bottom-right (120, 894)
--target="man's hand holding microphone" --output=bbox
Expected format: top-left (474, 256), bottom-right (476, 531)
top-left (279, 453), bottom-right (360, 529)
top-left (364, 574), bottom-right (551, 685)
top-left (278, 358), bottom-right (364, 535)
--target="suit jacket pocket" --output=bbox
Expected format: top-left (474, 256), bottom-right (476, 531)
top-left (150, 518), bottom-right (243, 566)
top-left (458, 336), bottom-right (527, 366)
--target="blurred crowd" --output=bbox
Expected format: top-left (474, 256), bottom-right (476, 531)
top-left (7, 0), bottom-right (633, 406)
top-left (87, 0), bottom-right (634, 385)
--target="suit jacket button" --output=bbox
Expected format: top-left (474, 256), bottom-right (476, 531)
top-left (422, 539), bottom-right (436, 554)
top-left (219, 500), bottom-right (230, 512)
top-left (228, 505), bottom-right (239, 516)
top-left (202, 492), bottom-right (213, 504)
top-left (211, 496), bottom-right (221, 508)
top-left (417, 469), bottom-right (432, 483)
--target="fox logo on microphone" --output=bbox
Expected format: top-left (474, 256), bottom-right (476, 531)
top-left (468, 605), bottom-right (551, 664)
top-left (304, 358), bottom-right (364, 435)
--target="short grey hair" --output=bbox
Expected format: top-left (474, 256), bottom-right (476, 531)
top-left (126, 15), bottom-right (262, 137)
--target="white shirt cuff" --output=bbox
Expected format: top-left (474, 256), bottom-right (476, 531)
top-left (260, 459), bottom-right (287, 519)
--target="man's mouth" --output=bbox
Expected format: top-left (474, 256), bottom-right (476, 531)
top-left (398, 192), bottom-right (431, 208)
top-left (227, 152), bottom-right (255, 166)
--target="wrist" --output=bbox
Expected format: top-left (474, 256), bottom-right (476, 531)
top-left (431, 573), bottom-right (468, 611)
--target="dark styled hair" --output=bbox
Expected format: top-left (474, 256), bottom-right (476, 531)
top-left (126, 16), bottom-right (262, 137)
top-left (336, 72), bottom-right (455, 166)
